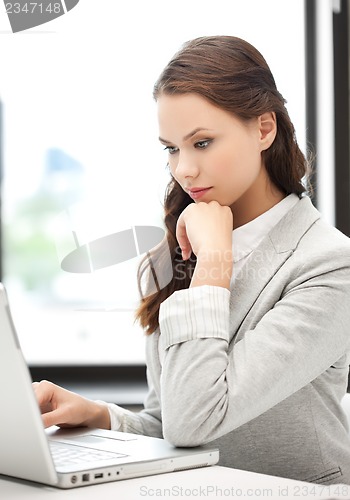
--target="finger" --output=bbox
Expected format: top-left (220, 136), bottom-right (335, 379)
top-left (41, 407), bottom-right (67, 429)
top-left (176, 213), bottom-right (192, 260)
top-left (32, 380), bottom-right (56, 407)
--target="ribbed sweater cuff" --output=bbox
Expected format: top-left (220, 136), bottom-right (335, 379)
top-left (159, 285), bottom-right (230, 349)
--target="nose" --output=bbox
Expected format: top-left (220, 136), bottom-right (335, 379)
top-left (173, 151), bottom-right (199, 181)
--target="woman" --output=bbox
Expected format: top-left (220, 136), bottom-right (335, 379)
top-left (34, 36), bottom-right (350, 484)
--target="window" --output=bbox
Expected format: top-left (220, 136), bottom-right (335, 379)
top-left (0, 0), bottom-right (306, 366)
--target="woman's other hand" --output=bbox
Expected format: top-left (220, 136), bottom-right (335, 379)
top-left (176, 201), bottom-right (233, 289)
top-left (32, 380), bottom-right (111, 430)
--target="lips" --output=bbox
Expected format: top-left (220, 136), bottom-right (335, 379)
top-left (187, 187), bottom-right (212, 200)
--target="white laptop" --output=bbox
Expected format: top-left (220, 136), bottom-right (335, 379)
top-left (0, 283), bottom-right (219, 488)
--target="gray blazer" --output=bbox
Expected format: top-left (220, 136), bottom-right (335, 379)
top-left (117, 196), bottom-right (350, 485)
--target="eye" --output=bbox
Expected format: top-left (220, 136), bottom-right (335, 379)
top-left (163, 145), bottom-right (179, 155)
top-left (194, 139), bottom-right (212, 149)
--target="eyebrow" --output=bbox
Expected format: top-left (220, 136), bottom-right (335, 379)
top-left (159, 127), bottom-right (213, 144)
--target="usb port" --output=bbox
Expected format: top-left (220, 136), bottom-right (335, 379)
top-left (94, 473), bottom-right (103, 479)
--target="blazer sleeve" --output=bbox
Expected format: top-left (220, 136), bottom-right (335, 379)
top-left (103, 331), bottom-right (164, 438)
top-left (102, 367), bottom-right (163, 437)
top-left (158, 247), bottom-right (350, 447)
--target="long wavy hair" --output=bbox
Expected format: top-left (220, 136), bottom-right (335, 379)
top-left (135, 35), bottom-right (310, 334)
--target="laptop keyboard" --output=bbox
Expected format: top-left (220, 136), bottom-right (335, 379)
top-left (49, 442), bottom-right (127, 467)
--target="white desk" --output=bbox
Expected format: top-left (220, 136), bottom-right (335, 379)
top-left (1, 465), bottom-right (350, 500)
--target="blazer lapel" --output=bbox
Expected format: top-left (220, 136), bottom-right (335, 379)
top-left (228, 196), bottom-right (321, 337)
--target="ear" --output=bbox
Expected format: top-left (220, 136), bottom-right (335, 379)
top-left (258, 112), bottom-right (277, 151)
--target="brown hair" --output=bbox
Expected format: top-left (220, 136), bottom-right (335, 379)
top-left (135, 35), bottom-right (310, 334)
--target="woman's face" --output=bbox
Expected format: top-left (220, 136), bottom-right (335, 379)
top-left (157, 92), bottom-right (281, 226)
